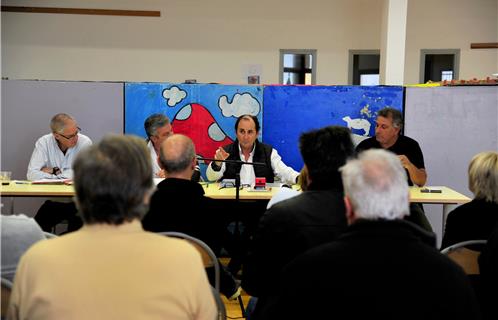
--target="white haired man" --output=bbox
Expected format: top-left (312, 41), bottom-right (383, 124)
top-left (263, 149), bottom-right (481, 320)
top-left (29, 113), bottom-right (92, 232)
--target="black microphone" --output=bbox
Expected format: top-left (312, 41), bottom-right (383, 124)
top-left (190, 165), bottom-right (201, 182)
top-left (196, 156), bottom-right (267, 167)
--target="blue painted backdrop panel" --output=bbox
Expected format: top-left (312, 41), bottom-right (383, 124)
top-left (125, 83), bottom-right (264, 178)
top-left (262, 85), bottom-right (404, 171)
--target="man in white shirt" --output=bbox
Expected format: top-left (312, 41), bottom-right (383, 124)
top-left (28, 113), bottom-right (92, 232)
top-left (144, 113), bottom-right (173, 178)
top-left (27, 113), bottom-right (92, 180)
top-left (206, 114), bottom-right (298, 186)
top-left (206, 114), bottom-right (299, 274)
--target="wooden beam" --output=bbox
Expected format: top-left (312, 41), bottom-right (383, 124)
top-left (470, 43), bottom-right (498, 49)
top-left (1, 6), bottom-right (160, 17)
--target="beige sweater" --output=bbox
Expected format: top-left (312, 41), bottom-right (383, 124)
top-left (8, 220), bottom-right (216, 320)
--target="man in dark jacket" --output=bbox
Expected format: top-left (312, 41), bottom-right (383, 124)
top-left (206, 114), bottom-right (298, 185)
top-left (263, 149), bottom-right (481, 320)
top-left (242, 126), bottom-right (355, 318)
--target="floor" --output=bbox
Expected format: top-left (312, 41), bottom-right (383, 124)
top-left (222, 291), bottom-right (250, 319)
top-left (220, 257), bottom-right (250, 319)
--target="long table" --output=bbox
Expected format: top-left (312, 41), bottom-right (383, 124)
top-left (1, 182), bottom-right (470, 227)
top-left (0, 182), bottom-right (281, 199)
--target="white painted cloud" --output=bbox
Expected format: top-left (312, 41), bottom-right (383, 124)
top-left (218, 93), bottom-right (260, 117)
top-left (162, 86), bottom-right (187, 107)
top-left (208, 123), bottom-right (227, 142)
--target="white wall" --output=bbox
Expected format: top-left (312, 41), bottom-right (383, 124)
top-left (1, 0), bottom-right (382, 84)
top-left (405, 0), bottom-right (498, 84)
top-left (1, 0), bottom-right (497, 84)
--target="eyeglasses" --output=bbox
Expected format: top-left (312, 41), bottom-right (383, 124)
top-left (58, 127), bottom-right (81, 140)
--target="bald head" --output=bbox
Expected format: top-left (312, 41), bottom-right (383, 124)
top-left (159, 134), bottom-right (196, 178)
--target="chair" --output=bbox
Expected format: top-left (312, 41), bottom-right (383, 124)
top-left (43, 231), bottom-right (58, 239)
top-left (160, 232), bottom-right (227, 320)
top-left (441, 240), bottom-right (487, 275)
top-left (441, 239), bottom-right (487, 306)
top-left (1, 277), bottom-right (13, 319)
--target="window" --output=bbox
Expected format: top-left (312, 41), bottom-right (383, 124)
top-left (441, 70), bottom-right (453, 81)
top-left (420, 49), bottom-right (460, 83)
top-left (348, 50), bottom-right (380, 85)
top-left (280, 49), bottom-right (317, 85)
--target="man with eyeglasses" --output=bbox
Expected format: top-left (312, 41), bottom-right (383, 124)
top-left (27, 113), bottom-right (92, 180)
top-left (27, 113), bottom-right (92, 232)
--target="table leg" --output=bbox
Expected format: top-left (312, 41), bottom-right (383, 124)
top-left (10, 196), bottom-right (15, 215)
top-left (442, 204), bottom-right (451, 234)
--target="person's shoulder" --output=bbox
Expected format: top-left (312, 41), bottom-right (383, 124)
top-left (145, 232), bottom-right (202, 260)
top-left (1, 214), bottom-right (44, 233)
top-left (398, 135), bottom-right (420, 146)
top-left (356, 136), bottom-right (377, 150)
top-left (77, 134), bottom-right (93, 145)
top-left (35, 133), bottom-right (54, 144)
top-left (18, 235), bottom-right (62, 264)
top-left (259, 140), bottom-right (273, 149)
top-left (266, 191), bottom-right (314, 220)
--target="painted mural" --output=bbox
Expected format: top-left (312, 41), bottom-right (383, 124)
top-left (125, 83), bottom-right (264, 178)
top-left (262, 85), bottom-right (404, 170)
top-left (125, 83), bottom-right (403, 178)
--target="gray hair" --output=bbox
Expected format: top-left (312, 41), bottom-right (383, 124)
top-left (144, 113), bottom-right (170, 139)
top-left (340, 149), bottom-right (409, 220)
top-left (377, 107), bottom-right (403, 129)
top-left (468, 151), bottom-right (498, 203)
top-left (50, 113), bottom-right (75, 134)
top-left (73, 134), bottom-right (153, 225)
top-left (159, 134), bottom-right (196, 174)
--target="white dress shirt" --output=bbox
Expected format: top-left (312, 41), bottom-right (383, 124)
top-left (26, 133), bottom-right (92, 180)
top-left (206, 143), bottom-right (299, 185)
top-left (147, 140), bottom-right (162, 177)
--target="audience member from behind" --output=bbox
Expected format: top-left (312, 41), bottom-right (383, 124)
top-left (264, 149), bottom-right (480, 320)
top-left (356, 107), bottom-right (431, 231)
top-left (442, 151), bottom-right (498, 249)
top-left (8, 135), bottom-right (216, 320)
top-left (142, 134), bottom-right (240, 300)
top-left (242, 126), bottom-right (355, 319)
top-left (1, 214), bottom-right (45, 282)
top-left (29, 113), bottom-right (92, 232)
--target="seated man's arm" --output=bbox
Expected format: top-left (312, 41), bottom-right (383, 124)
top-left (26, 140), bottom-right (56, 180)
top-left (206, 162), bottom-right (225, 182)
top-left (206, 147), bottom-right (229, 182)
top-left (270, 149), bottom-right (299, 184)
top-left (398, 154), bottom-right (427, 186)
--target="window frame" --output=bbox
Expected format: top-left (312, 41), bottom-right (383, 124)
top-left (419, 49), bottom-right (460, 83)
top-left (279, 49), bottom-right (317, 85)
